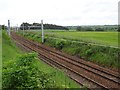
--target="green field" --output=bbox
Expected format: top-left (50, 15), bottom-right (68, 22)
top-left (47, 31), bottom-right (118, 47)
top-left (28, 30), bottom-right (118, 47)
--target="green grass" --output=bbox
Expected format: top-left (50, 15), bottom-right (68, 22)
top-left (51, 31), bottom-right (118, 47)
top-left (2, 31), bottom-right (80, 88)
top-left (2, 31), bottom-right (21, 61)
top-left (27, 30), bottom-right (118, 47)
top-left (34, 58), bottom-right (80, 88)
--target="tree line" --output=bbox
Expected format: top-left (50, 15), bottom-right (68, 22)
top-left (1, 24), bottom-right (119, 32)
top-left (76, 25), bottom-right (119, 31)
top-left (20, 22), bottom-right (69, 30)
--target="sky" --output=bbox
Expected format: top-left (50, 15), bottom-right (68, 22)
top-left (0, 0), bottom-right (119, 26)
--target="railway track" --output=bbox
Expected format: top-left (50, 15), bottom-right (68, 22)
top-left (11, 32), bottom-right (120, 89)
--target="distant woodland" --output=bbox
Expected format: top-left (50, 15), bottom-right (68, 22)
top-left (20, 22), bottom-right (69, 30)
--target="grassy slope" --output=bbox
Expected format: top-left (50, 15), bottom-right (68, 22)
top-left (30, 30), bottom-right (118, 47)
top-left (2, 31), bottom-right (80, 88)
top-left (2, 31), bottom-right (21, 61)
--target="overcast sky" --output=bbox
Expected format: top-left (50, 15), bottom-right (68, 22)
top-left (0, 0), bottom-right (119, 26)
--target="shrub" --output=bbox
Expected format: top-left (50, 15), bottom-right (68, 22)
top-left (2, 53), bottom-right (56, 89)
top-left (55, 40), bottom-right (65, 50)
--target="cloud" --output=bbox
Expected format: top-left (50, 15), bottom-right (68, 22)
top-left (0, 0), bottom-right (119, 26)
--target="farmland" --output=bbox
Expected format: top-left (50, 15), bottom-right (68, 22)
top-left (27, 30), bottom-right (118, 47)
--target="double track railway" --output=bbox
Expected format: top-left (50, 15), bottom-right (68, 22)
top-left (11, 32), bottom-right (120, 90)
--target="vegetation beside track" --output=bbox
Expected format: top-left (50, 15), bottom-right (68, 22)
top-left (2, 31), bottom-right (21, 61)
top-left (18, 31), bottom-right (120, 69)
top-left (2, 31), bottom-right (80, 89)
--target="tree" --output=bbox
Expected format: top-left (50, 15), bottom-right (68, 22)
top-left (33, 23), bottom-right (40, 26)
top-left (20, 22), bottom-right (31, 30)
top-left (1, 25), bottom-right (7, 30)
top-left (118, 25), bottom-right (120, 32)
top-left (76, 26), bottom-right (93, 31)
top-left (83, 27), bottom-right (93, 31)
top-left (95, 28), bottom-right (104, 31)
top-left (20, 22), bottom-right (69, 30)
top-left (76, 26), bottom-right (82, 31)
